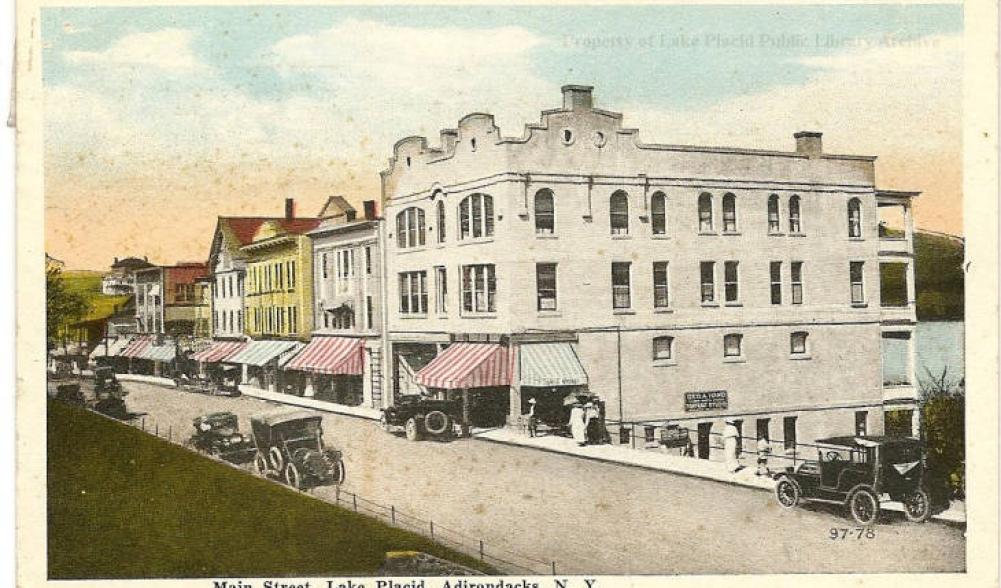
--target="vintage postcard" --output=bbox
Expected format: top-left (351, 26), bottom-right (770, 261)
top-left (14, 1), bottom-right (1000, 587)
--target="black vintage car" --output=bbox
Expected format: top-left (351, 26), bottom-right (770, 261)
top-left (93, 367), bottom-right (123, 395)
top-left (187, 412), bottom-right (256, 462)
top-left (89, 367), bottom-right (129, 419)
top-left (55, 383), bottom-right (86, 406)
top-left (773, 436), bottom-right (933, 525)
top-left (250, 410), bottom-right (345, 490)
top-left (380, 395), bottom-right (464, 441)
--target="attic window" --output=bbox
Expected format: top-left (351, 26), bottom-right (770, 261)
top-left (471, 138), bottom-right (477, 151)
top-left (593, 131), bottom-right (606, 147)
top-left (406, 156), bottom-right (411, 168)
top-left (561, 128), bottom-right (575, 145)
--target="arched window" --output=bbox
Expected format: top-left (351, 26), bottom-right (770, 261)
top-left (788, 195), bottom-right (802, 233)
top-left (767, 194), bottom-right (780, 233)
top-left (610, 191), bottom-right (629, 235)
top-left (436, 200), bottom-right (446, 243)
top-left (651, 192), bottom-right (667, 235)
top-left (652, 336), bottom-right (674, 360)
top-left (458, 193), bottom-right (494, 240)
top-left (848, 198), bottom-right (862, 238)
top-left (698, 192), bottom-right (713, 232)
top-left (395, 207), bottom-right (426, 249)
top-left (534, 189), bottom-right (555, 235)
top-left (722, 193), bottom-right (737, 232)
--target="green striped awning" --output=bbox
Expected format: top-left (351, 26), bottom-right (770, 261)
top-left (141, 343), bottom-right (177, 362)
top-left (226, 339), bottom-right (304, 367)
top-left (519, 343), bottom-right (588, 387)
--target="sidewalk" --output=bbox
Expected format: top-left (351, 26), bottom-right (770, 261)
top-left (237, 385), bottom-right (383, 421)
top-left (472, 426), bottom-right (967, 525)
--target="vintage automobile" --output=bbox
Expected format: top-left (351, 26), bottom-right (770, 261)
top-left (54, 383), bottom-right (86, 406)
top-left (93, 366), bottom-right (123, 396)
top-left (250, 410), bottom-right (345, 490)
top-left (188, 412), bottom-right (256, 462)
top-left (380, 395), bottom-right (464, 441)
top-left (773, 436), bottom-right (933, 525)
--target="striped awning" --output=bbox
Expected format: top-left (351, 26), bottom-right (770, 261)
top-left (120, 335), bottom-right (154, 358)
top-left (140, 343), bottom-right (176, 362)
top-left (89, 337), bottom-right (132, 359)
top-left (284, 336), bottom-right (364, 375)
top-left (191, 340), bottom-right (248, 363)
top-left (519, 343), bottom-right (589, 387)
top-left (226, 339), bottom-right (304, 367)
top-left (415, 343), bottom-right (511, 390)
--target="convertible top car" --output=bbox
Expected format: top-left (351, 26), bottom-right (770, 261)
top-left (188, 411), bottom-right (255, 462)
top-left (250, 409), bottom-right (345, 490)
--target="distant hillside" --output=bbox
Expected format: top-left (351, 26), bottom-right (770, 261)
top-left (914, 231), bottom-right (964, 321)
top-left (62, 270), bottom-right (131, 322)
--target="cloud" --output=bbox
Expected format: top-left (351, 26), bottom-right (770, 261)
top-left (63, 28), bottom-right (209, 72)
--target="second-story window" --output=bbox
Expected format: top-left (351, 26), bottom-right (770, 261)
top-left (396, 207), bottom-right (426, 249)
top-left (789, 195), bottom-right (802, 233)
top-left (698, 192), bottom-right (714, 232)
top-left (651, 192), bottom-right (667, 235)
top-left (770, 261), bottom-right (782, 304)
top-left (289, 260), bottom-right (296, 289)
top-left (700, 261), bottom-right (716, 303)
top-left (723, 333), bottom-right (743, 358)
top-left (722, 193), bottom-right (737, 232)
top-left (435, 266), bottom-right (447, 314)
top-left (535, 189), bottom-right (555, 235)
top-left (768, 194), bottom-right (780, 233)
top-left (653, 261), bottom-right (669, 308)
top-left (791, 262), bottom-right (804, 304)
top-left (436, 201), bottom-right (446, 243)
top-left (790, 331), bottom-right (808, 355)
top-left (399, 271), bottom-right (428, 314)
top-left (850, 261), bottom-right (865, 304)
top-left (459, 193), bottom-right (494, 240)
top-left (652, 336), bottom-right (674, 360)
top-left (536, 263), bottom-right (557, 311)
top-left (610, 191), bottom-right (629, 235)
top-left (848, 198), bottom-right (862, 238)
top-left (462, 264), bottom-right (496, 313)
top-left (611, 262), bottom-right (631, 309)
top-left (724, 261), bottom-right (739, 303)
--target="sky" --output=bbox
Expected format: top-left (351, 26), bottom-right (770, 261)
top-left (42, 4), bottom-right (963, 270)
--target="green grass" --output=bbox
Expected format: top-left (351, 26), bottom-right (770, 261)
top-left (62, 271), bottom-right (130, 322)
top-left (47, 400), bottom-right (495, 578)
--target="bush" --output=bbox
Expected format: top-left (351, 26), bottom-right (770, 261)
top-left (919, 367), bottom-right (965, 501)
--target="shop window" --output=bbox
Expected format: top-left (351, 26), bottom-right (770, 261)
top-left (698, 192), bottom-right (714, 232)
top-left (459, 193), bottom-right (494, 240)
top-left (783, 416), bottom-right (797, 451)
top-left (536, 263), bottom-right (557, 311)
top-left (653, 261), bottom-right (669, 308)
top-left (644, 426), bottom-right (656, 444)
top-left (462, 264), bottom-right (496, 313)
top-left (756, 418), bottom-right (770, 442)
top-left (610, 191), bottom-right (629, 235)
top-left (611, 262), bottom-right (631, 309)
top-left (722, 193), bottom-right (737, 232)
top-left (535, 189), bottom-right (555, 235)
top-left (767, 194), bottom-right (780, 233)
top-left (788, 195), bottom-right (802, 233)
top-left (651, 192), bottom-right (667, 235)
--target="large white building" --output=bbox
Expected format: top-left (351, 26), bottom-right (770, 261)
top-left (380, 85), bottom-right (919, 456)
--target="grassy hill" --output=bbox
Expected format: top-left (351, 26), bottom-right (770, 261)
top-left (62, 270), bottom-right (131, 322)
top-left (914, 231), bottom-right (964, 321)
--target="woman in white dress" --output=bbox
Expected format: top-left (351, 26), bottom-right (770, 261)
top-left (569, 403), bottom-right (587, 446)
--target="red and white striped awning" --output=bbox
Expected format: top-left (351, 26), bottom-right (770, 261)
top-left (415, 343), bottom-right (511, 390)
top-left (284, 336), bottom-right (364, 375)
top-left (120, 335), bottom-right (154, 358)
top-left (191, 340), bottom-right (248, 363)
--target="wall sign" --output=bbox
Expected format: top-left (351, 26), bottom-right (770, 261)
top-left (684, 390), bottom-right (728, 412)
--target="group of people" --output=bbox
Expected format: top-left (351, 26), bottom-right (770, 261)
top-left (722, 418), bottom-right (772, 476)
top-left (568, 400), bottom-right (603, 446)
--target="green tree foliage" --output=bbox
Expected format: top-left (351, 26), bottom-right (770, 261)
top-left (919, 367), bottom-right (965, 501)
top-left (46, 266), bottom-right (90, 347)
top-left (914, 232), bottom-right (964, 321)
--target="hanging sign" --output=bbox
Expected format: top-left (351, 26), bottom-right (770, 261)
top-left (684, 390), bottom-right (728, 412)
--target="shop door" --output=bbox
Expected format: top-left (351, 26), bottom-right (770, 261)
top-left (733, 420), bottom-right (743, 456)
top-left (756, 418), bottom-right (770, 441)
top-left (697, 422), bottom-right (712, 460)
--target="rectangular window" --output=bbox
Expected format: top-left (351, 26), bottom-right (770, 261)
top-left (850, 261), bottom-right (865, 304)
top-left (461, 264), bottom-right (496, 313)
top-left (366, 296), bottom-right (373, 330)
top-left (435, 266), bottom-right (448, 314)
top-left (700, 262), bottom-right (715, 303)
top-left (321, 253), bottom-right (328, 279)
top-left (756, 418), bottom-right (770, 442)
top-left (399, 271), bottom-right (428, 314)
top-left (365, 246), bottom-right (372, 275)
top-left (770, 262), bottom-right (782, 305)
top-left (536, 263), bottom-right (557, 311)
top-left (290, 306), bottom-right (297, 334)
top-left (652, 336), bottom-right (673, 360)
top-left (783, 416), bottom-right (797, 451)
top-left (237, 310), bottom-right (243, 332)
top-left (645, 426), bottom-right (656, 444)
top-left (790, 332), bottom-right (808, 355)
top-left (791, 262), bottom-right (804, 305)
top-left (653, 262), bottom-right (669, 308)
top-left (855, 411), bottom-right (868, 437)
top-left (724, 261), bottom-right (739, 303)
top-left (723, 333), bottom-right (742, 357)
top-left (611, 262), bottom-right (631, 309)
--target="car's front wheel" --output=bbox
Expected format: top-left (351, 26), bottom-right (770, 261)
top-left (775, 478), bottom-right (800, 509)
top-left (405, 417), bottom-right (422, 442)
top-left (849, 488), bottom-right (880, 525)
top-left (424, 410), bottom-right (451, 436)
top-left (269, 447), bottom-right (285, 472)
top-left (284, 462), bottom-right (302, 490)
top-left (903, 488), bottom-right (932, 523)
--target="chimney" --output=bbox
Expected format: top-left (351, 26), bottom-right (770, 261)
top-left (562, 85), bottom-right (594, 111)
top-left (363, 200), bottom-right (378, 220)
top-left (114, 257), bottom-right (119, 264)
top-left (285, 197), bottom-right (295, 220)
top-left (794, 131), bottom-right (823, 157)
top-left (345, 208), bottom-right (357, 222)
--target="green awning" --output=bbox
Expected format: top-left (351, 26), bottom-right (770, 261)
top-left (226, 339), bottom-right (304, 367)
top-left (519, 343), bottom-right (588, 387)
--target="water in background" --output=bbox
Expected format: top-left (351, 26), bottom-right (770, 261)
top-left (882, 321), bottom-right (965, 388)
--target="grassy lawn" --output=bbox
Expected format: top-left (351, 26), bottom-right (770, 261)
top-left (47, 400), bottom-right (494, 578)
top-left (62, 270), bottom-right (131, 322)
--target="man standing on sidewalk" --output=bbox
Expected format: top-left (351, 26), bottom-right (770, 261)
top-left (723, 419), bottom-right (740, 473)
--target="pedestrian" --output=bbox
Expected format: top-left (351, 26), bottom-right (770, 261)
top-left (723, 419), bottom-right (741, 473)
top-left (526, 397), bottom-right (538, 437)
top-left (584, 401), bottom-right (601, 444)
top-left (756, 436), bottom-right (771, 476)
top-left (569, 403), bottom-right (587, 446)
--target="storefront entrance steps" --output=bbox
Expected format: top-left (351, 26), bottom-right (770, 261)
top-left (238, 385), bottom-right (382, 421)
top-left (470, 427), bottom-right (966, 525)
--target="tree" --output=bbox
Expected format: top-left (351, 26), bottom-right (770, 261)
top-left (46, 266), bottom-right (90, 348)
top-left (919, 366), bottom-right (965, 501)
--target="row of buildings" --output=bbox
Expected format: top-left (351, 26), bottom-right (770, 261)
top-left (97, 86), bottom-right (922, 452)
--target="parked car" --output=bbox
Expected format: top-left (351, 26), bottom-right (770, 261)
top-left (773, 436), bottom-right (934, 524)
top-left (250, 410), bottom-right (345, 490)
top-left (188, 412), bottom-right (256, 462)
top-left (54, 383), bottom-right (85, 406)
top-left (93, 366), bottom-right (123, 396)
top-left (380, 395), bottom-right (464, 441)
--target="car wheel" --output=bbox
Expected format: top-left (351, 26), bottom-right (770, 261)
top-left (775, 478), bottom-right (800, 509)
top-left (405, 417), bottom-right (422, 442)
top-left (254, 452), bottom-right (269, 475)
top-left (269, 447), bottom-right (285, 472)
top-left (903, 488), bottom-right (932, 523)
top-left (284, 462), bottom-right (302, 490)
top-left (424, 410), bottom-right (451, 436)
top-left (333, 458), bottom-right (346, 485)
top-left (849, 488), bottom-right (880, 525)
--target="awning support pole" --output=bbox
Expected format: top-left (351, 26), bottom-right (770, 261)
top-left (461, 388), bottom-right (471, 437)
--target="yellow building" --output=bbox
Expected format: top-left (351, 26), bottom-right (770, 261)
top-left (241, 217), bottom-right (321, 341)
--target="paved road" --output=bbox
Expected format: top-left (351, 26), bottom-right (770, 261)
top-left (59, 379), bottom-right (966, 575)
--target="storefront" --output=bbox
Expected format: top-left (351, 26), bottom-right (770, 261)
top-left (119, 335), bottom-right (155, 374)
top-left (224, 339), bottom-right (304, 392)
top-left (89, 336), bottom-right (132, 370)
top-left (284, 336), bottom-right (365, 406)
top-left (137, 341), bottom-right (177, 377)
top-left (513, 342), bottom-right (590, 432)
top-left (190, 340), bottom-right (248, 382)
top-left (414, 342), bottom-right (512, 431)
